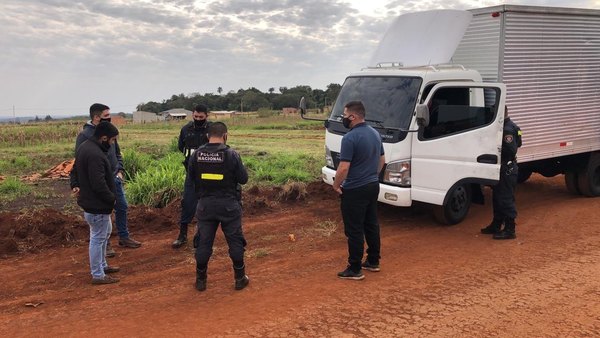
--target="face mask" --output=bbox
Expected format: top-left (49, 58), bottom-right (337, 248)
top-left (100, 117), bottom-right (111, 123)
top-left (342, 116), bottom-right (352, 129)
top-left (101, 140), bottom-right (111, 151)
top-left (194, 119), bottom-right (206, 128)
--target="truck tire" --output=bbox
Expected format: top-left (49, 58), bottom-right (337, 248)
top-left (577, 153), bottom-right (600, 197)
top-left (517, 169), bottom-right (532, 183)
top-left (433, 184), bottom-right (471, 225)
top-left (564, 170), bottom-right (581, 195)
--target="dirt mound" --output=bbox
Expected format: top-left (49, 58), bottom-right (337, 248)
top-left (128, 203), bottom-right (179, 233)
top-left (0, 209), bottom-right (85, 255)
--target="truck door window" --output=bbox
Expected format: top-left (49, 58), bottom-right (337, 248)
top-left (422, 87), bottom-right (496, 139)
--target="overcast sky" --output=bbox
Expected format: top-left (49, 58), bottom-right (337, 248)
top-left (1, 0), bottom-right (599, 117)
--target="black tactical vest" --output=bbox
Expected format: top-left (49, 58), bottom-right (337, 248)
top-left (193, 144), bottom-right (237, 196)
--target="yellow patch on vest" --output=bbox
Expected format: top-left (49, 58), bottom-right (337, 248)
top-left (201, 173), bottom-right (224, 180)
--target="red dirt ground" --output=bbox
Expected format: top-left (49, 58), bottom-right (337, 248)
top-left (1, 175), bottom-right (600, 336)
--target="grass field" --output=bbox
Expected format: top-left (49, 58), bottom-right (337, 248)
top-left (0, 114), bottom-right (327, 206)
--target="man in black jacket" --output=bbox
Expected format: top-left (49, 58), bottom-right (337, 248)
top-left (73, 103), bottom-right (142, 256)
top-left (172, 104), bottom-right (211, 248)
top-left (188, 122), bottom-right (249, 291)
top-left (71, 122), bottom-right (121, 285)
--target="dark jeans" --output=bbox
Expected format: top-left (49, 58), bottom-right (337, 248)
top-left (492, 162), bottom-right (518, 220)
top-left (195, 197), bottom-right (247, 269)
top-left (114, 177), bottom-right (129, 239)
top-left (180, 172), bottom-right (198, 226)
top-left (340, 181), bottom-right (380, 272)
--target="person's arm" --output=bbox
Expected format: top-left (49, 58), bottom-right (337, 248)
top-left (69, 159), bottom-right (80, 195)
top-left (178, 127), bottom-right (186, 153)
top-left (378, 155), bottom-right (385, 174)
top-left (233, 151), bottom-right (249, 185)
top-left (114, 141), bottom-right (125, 178)
top-left (332, 161), bottom-right (350, 195)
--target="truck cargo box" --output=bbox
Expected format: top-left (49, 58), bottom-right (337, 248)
top-left (453, 5), bottom-right (600, 163)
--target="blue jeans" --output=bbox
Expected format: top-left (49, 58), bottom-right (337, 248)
top-left (114, 177), bottom-right (129, 239)
top-left (84, 212), bottom-right (112, 279)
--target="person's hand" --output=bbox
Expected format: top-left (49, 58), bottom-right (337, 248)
top-left (333, 185), bottom-right (342, 195)
top-left (116, 171), bottom-right (124, 180)
top-left (72, 187), bottom-right (80, 197)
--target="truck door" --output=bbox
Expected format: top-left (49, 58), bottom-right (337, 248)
top-left (411, 82), bottom-right (505, 223)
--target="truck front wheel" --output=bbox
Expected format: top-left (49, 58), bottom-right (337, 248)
top-left (433, 184), bottom-right (471, 225)
top-left (577, 153), bottom-right (600, 197)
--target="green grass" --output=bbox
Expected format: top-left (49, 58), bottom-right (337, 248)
top-left (0, 114), bottom-right (327, 206)
top-left (0, 177), bottom-right (31, 202)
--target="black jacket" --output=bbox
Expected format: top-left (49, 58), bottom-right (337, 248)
top-left (71, 139), bottom-right (116, 214)
top-left (75, 121), bottom-right (124, 175)
top-left (178, 121), bottom-right (211, 167)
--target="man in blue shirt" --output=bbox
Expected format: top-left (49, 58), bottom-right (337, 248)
top-left (332, 101), bottom-right (385, 280)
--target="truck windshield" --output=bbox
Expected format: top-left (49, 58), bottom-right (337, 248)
top-left (330, 76), bottom-right (422, 129)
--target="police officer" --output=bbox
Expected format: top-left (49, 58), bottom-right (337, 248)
top-left (481, 106), bottom-right (522, 240)
top-left (188, 122), bottom-right (249, 291)
top-left (172, 105), bottom-right (211, 248)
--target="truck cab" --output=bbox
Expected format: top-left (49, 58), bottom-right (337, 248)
top-left (320, 65), bottom-right (506, 224)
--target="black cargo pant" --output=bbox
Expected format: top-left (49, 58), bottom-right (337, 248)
top-left (340, 181), bottom-right (381, 273)
top-left (492, 162), bottom-right (518, 220)
top-left (195, 196), bottom-right (246, 269)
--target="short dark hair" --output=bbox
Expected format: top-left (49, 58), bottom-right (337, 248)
top-left (207, 122), bottom-right (227, 138)
top-left (194, 104), bottom-right (209, 114)
top-left (344, 101), bottom-right (366, 118)
top-left (94, 122), bottom-right (119, 139)
top-left (90, 103), bottom-right (110, 120)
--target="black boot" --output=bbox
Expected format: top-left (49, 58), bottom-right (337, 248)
top-left (493, 218), bottom-right (516, 240)
top-left (481, 219), bottom-right (503, 234)
top-left (195, 266), bottom-right (207, 291)
top-left (171, 224), bottom-right (188, 249)
top-left (233, 264), bottom-right (249, 290)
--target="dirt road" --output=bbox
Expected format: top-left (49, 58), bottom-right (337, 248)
top-left (1, 174), bottom-right (600, 337)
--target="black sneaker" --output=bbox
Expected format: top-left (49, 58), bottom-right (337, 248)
top-left (493, 230), bottom-right (516, 240)
top-left (361, 261), bottom-right (380, 272)
top-left (337, 268), bottom-right (365, 280)
top-left (171, 236), bottom-right (187, 249)
top-left (234, 275), bottom-right (250, 290)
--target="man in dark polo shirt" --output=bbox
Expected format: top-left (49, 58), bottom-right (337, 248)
top-left (332, 101), bottom-right (385, 280)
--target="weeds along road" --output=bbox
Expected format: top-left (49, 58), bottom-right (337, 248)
top-left (1, 174), bottom-right (600, 337)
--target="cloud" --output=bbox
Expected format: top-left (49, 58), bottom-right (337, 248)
top-left (1, 0), bottom-right (599, 115)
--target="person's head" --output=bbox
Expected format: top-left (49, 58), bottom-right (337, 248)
top-left (192, 104), bottom-right (209, 128)
top-left (342, 101), bottom-right (366, 128)
top-left (504, 105), bottom-right (509, 118)
top-left (93, 122), bottom-right (119, 149)
top-left (90, 103), bottom-right (111, 125)
top-left (207, 122), bottom-right (228, 143)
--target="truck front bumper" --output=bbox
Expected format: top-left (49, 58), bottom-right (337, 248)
top-left (321, 166), bottom-right (412, 207)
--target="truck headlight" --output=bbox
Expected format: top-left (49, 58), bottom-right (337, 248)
top-left (325, 145), bottom-right (334, 168)
top-left (383, 160), bottom-right (411, 187)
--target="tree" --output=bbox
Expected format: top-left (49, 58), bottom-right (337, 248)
top-left (44, 115), bottom-right (53, 122)
top-left (217, 87), bottom-right (223, 95)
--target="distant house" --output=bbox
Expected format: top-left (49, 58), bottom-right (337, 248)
top-left (211, 111), bottom-right (236, 119)
top-left (161, 108), bottom-right (192, 121)
top-left (282, 107), bottom-right (298, 115)
top-left (110, 115), bottom-right (127, 126)
top-left (133, 111), bottom-right (163, 124)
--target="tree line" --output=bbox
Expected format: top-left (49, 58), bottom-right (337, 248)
top-left (136, 84), bottom-right (342, 113)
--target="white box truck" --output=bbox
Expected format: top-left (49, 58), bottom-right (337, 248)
top-left (302, 5), bottom-right (600, 224)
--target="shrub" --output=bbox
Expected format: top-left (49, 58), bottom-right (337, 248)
top-left (126, 152), bottom-right (185, 207)
top-left (122, 149), bottom-right (153, 181)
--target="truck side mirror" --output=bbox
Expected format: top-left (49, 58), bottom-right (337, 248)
top-left (415, 104), bottom-right (430, 127)
top-left (299, 97), bottom-right (307, 116)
